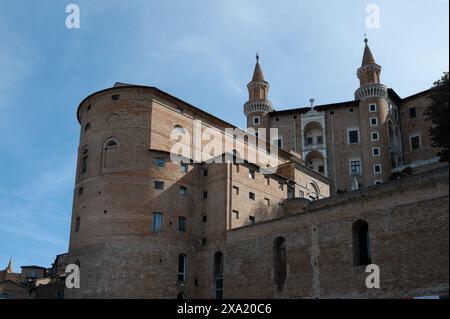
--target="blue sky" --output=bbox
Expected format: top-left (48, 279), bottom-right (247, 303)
top-left (0, 0), bottom-right (448, 271)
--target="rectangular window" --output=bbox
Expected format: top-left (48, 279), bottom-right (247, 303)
top-left (373, 164), bottom-right (382, 174)
top-left (180, 186), bottom-right (188, 196)
top-left (180, 163), bottom-right (189, 173)
top-left (265, 176), bottom-right (270, 185)
top-left (306, 137), bottom-right (313, 145)
top-left (152, 212), bottom-right (162, 232)
top-left (232, 210), bottom-right (239, 220)
top-left (154, 181), bottom-right (165, 190)
top-left (202, 215), bottom-right (207, 223)
top-left (253, 116), bottom-right (260, 125)
top-left (265, 198), bottom-right (270, 206)
top-left (318, 165), bottom-right (325, 173)
top-left (411, 135), bottom-right (421, 150)
top-left (201, 238), bottom-right (207, 246)
top-left (369, 104), bottom-right (377, 112)
top-left (249, 216), bottom-right (256, 225)
top-left (409, 107), bottom-right (417, 119)
top-left (249, 169), bottom-right (255, 179)
top-left (299, 191), bottom-right (305, 198)
top-left (233, 186), bottom-right (239, 195)
top-left (371, 132), bottom-right (379, 141)
top-left (277, 138), bottom-right (283, 148)
top-left (202, 191), bottom-right (208, 200)
top-left (111, 94), bottom-right (120, 101)
top-left (178, 216), bottom-right (186, 232)
top-left (155, 157), bottom-right (165, 168)
top-left (372, 147), bottom-right (380, 157)
top-left (370, 117), bottom-right (378, 127)
top-left (249, 192), bottom-right (256, 201)
top-left (316, 136), bottom-right (323, 144)
top-left (203, 169), bottom-right (208, 177)
top-left (348, 130), bottom-right (359, 144)
top-left (350, 160), bottom-right (362, 175)
top-left (75, 217), bottom-right (80, 232)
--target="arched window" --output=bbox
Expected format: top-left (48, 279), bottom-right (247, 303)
top-left (103, 138), bottom-right (119, 168)
top-left (174, 125), bottom-right (185, 134)
top-left (273, 237), bottom-right (287, 293)
top-left (84, 123), bottom-right (91, 132)
top-left (81, 149), bottom-right (88, 174)
top-left (352, 220), bottom-right (371, 266)
top-left (213, 252), bottom-right (223, 299)
top-left (178, 254), bottom-right (186, 282)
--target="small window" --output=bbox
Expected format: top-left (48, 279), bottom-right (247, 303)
top-left (318, 165), bottom-right (325, 173)
top-left (78, 187), bottom-right (84, 196)
top-left (316, 136), bottom-right (323, 144)
top-left (111, 95), bottom-right (120, 101)
top-left (276, 139), bottom-right (283, 148)
top-left (181, 163), bottom-right (189, 173)
top-left (265, 198), bottom-right (270, 206)
top-left (84, 123), bottom-right (91, 132)
top-left (202, 191), bottom-right (208, 200)
top-left (155, 157), bottom-right (165, 168)
top-left (202, 215), bottom-right (207, 223)
top-left (373, 164), bottom-right (382, 174)
top-left (306, 137), bottom-right (313, 145)
top-left (372, 147), bottom-right (380, 157)
top-left (369, 104), bottom-right (377, 112)
top-left (299, 191), bottom-right (305, 198)
top-left (176, 106), bottom-right (184, 114)
top-left (348, 130), bottom-right (359, 144)
top-left (371, 132), bottom-right (379, 141)
top-left (201, 238), bottom-right (207, 246)
top-left (330, 111), bottom-right (335, 115)
top-left (203, 169), bottom-right (208, 177)
top-left (249, 169), bottom-right (255, 180)
top-left (178, 254), bottom-right (186, 282)
top-left (249, 216), bottom-right (256, 224)
top-left (232, 210), bottom-right (239, 220)
top-left (349, 108), bottom-right (354, 113)
top-left (75, 217), bottom-right (81, 232)
top-left (249, 192), bottom-right (256, 201)
top-left (233, 186), bottom-right (239, 195)
top-left (253, 116), bottom-right (260, 125)
top-left (152, 212), bottom-right (163, 232)
top-left (179, 216), bottom-right (186, 232)
top-left (350, 160), bottom-right (362, 176)
top-left (374, 180), bottom-right (383, 185)
top-left (370, 117), bottom-right (378, 127)
top-left (265, 176), bottom-right (270, 185)
top-left (409, 107), bottom-right (417, 119)
top-left (275, 117), bottom-right (280, 122)
top-left (411, 135), bottom-right (421, 150)
top-left (353, 220), bottom-right (371, 266)
top-left (180, 186), bottom-right (188, 196)
top-left (81, 149), bottom-right (88, 174)
top-left (154, 181), bottom-right (165, 190)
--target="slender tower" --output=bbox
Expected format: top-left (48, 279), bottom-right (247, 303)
top-left (354, 36), bottom-right (392, 186)
top-left (244, 53), bottom-right (273, 132)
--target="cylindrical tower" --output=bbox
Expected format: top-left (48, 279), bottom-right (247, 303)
top-left (66, 85), bottom-right (198, 298)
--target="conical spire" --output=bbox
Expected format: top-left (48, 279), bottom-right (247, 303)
top-left (6, 257), bottom-right (13, 273)
top-left (252, 52), bottom-right (265, 82)
top-left (361, 36), bottom-right (376, 66)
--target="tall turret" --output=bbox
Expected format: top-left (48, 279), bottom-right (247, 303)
top-left (244, 53), bottom-right (273, 131)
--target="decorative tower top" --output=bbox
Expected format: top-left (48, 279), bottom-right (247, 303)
top-left (355, 36), bottom-right (387, 100)
top-left (6, 257), bottom-right (13, 273)
top-left (244, 53), bottom-right (273, 117)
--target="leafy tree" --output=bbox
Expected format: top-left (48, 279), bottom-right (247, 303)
top-left (425, 72), bottom-right (449, 162)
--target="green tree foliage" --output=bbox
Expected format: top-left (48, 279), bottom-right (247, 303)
top-left (425, 72), bottom-right (449, 162)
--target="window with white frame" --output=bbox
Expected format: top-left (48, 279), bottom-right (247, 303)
top-left (369, 104), bottom-right (377, 112)
top-left (253, 116), bottom-right (260, 125)
top-left (372, 147), bottom-right (381, 157)
top-left (349, 159), bottom-right (362, 176)
top-left (371, 132), bottom-right (379, 141)
top-left (370, 117), bottom-right (378, 127)
top-left (410, 134), bottom-right (422, 150)
top-left (348, 129), bottom-right (360, 144)
top-left (373, 164), bottom-right (382, 174)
